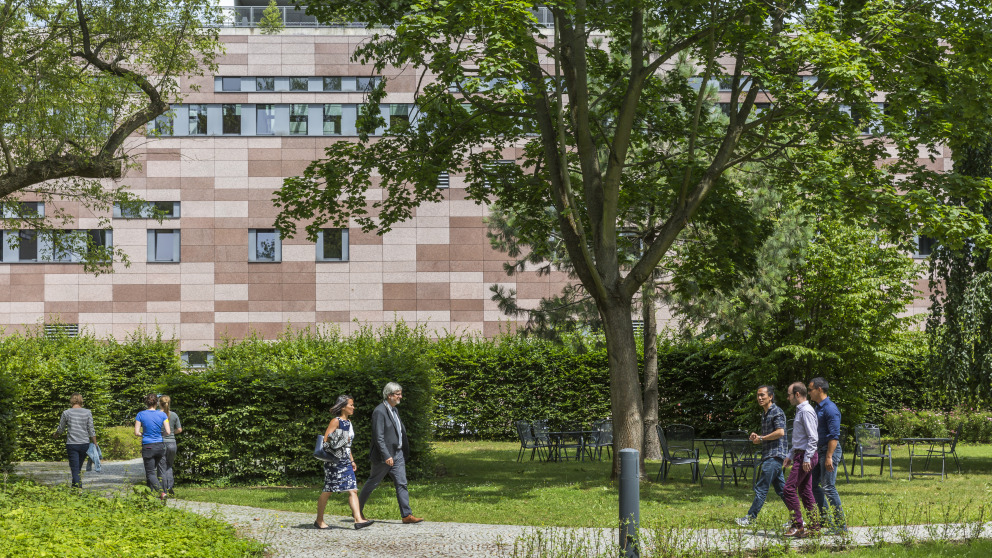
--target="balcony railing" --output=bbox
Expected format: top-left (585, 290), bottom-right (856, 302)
top-left (216, 6), bottom-right (553, 28)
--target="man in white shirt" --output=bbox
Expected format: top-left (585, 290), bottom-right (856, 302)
top-left (782, 381), bottom-right (819, 537)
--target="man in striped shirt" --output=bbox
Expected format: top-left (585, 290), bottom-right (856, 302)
top-left (783, 381), bottom-right (819, 537)
top-left (735, 385), bottom-right (788, 527)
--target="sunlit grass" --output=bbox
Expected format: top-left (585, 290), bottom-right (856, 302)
top-left (176, 441), bottom-right (992, 528)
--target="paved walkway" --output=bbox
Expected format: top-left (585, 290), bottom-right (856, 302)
top-left (14, 460), bottom-right (992, 557)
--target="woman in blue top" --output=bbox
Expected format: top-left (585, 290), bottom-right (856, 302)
top-left (135, 393), bottom-right (171, 501)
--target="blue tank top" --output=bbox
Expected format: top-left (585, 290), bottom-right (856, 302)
top-left (136, 409), bottom-right (169, 444)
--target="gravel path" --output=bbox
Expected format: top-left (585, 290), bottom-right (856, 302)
top-left (15, 460), bottom-right (992, 557)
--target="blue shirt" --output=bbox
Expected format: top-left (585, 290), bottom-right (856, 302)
top-left (136, 409), bottom-right (169, 445)
top-left (814, 397), bottom-right (841, 452)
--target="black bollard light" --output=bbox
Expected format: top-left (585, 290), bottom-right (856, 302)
top-left (619, 448), bottom-right (640, 558)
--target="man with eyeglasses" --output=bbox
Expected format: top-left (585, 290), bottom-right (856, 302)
top-left (735, 385), bottom-right (788, 527)
top-left (808, 377), bottom-right (847, 533)
top-left (782, 382), bottom-right (819, 538)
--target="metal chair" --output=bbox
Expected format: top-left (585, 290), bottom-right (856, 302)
top-left (656, 424), bottom-right (701, 484)
top-left (720, 429), bottom-right (757, 488)
top-left (923, 429), bottom-right (962, 478)
top-left (531, 420), bottom-right (553, 460)
top-left (854, 423), bottom-right (893, 478)
top-left (590, 419), bottom-right (613, 461)
top-left (837, 425), bottom-right (850, 483)
top-left (664, 424), bottom-right (696, 459)
top-left (514, 420), bottom-right (546, 462)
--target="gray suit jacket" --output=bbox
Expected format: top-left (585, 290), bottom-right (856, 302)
top-left (369, 402), bottom-right (409, 463)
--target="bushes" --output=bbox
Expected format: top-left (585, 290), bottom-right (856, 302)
top-left (0, 361), bottom-right (16, 473)
top-left (104, 330), bottom-right (181, 425)
top-left (158, 323), bottom-right (436, 484)
top-left (883, 407), bottom-right (992, 443)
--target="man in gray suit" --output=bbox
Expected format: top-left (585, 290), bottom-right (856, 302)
top-left (358, 381), bottom-right (424, 523)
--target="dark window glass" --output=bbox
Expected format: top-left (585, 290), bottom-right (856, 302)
top-left (189, 105), bottom-right (207, 135)
top-left (321, 229), bottom-right (343, 260)
top-left (290, 77), bottom-right (309, 91)
top-left (323, 104), bottom-right (342, 135)
top-left (918, 235), bottom-right (937, 257)
top-left (18, 230), bottom-right (38, 261)
top-left (256, 77), bottom-right (275, 91)
top-left (290, 104), bottom-right (308, 135)
top-left (323, 77), bottom-right (342, 91)
top-left (222, 77), bottom-right (241, 91)
top-left (222, 104), bottom-right (241, 134)
top-left (357, 77), bottom-right (376, 92)
top-left (389, 104), bottom-right (410, 131)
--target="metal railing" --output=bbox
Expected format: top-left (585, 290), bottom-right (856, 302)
top-left (216, 6), bottom-right (552, 28)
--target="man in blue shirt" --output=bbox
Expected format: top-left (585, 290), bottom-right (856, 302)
top-left (808, 377), bottom-right (847, 532)
top-left (735, 385), bottom-right (788, 527)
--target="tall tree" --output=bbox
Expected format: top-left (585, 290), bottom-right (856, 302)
top-left (0, 0), bottom-right (221, 271)
top-left (276, 0), bottom-right (992, 475)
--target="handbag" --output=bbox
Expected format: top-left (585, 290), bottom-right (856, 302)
top-left (314, 435), bottom-right (335, 462)
top-left (325, 427), bottom-right (351, 460)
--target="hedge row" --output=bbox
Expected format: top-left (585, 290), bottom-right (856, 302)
top-left (0, 362), bottom-right (16, 473)
top-left (883, 407), bottom-right (992, 443)
top-left (159, 323), bottom-right (436, 484)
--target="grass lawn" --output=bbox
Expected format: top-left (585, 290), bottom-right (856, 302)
top-left (176, 441), bottom-right (992, 529)
top-left (808, 539), bottom-right (992, 557)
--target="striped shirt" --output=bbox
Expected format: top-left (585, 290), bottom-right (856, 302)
top-left (760, 403), bottom-right (789, 461)
top-left (57, 407), bottom-right (95, 445)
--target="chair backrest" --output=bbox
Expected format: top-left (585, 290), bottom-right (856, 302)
top-left (665, 424), bottom-right (695, 450)
top-left (949, 428), bottom-right (960, 451)
top-left (515, 421), bottom-right (535, 443)
top-left (839, 425), bottom-right (849, 449)
top-left (786, 427), bottom-right (794, 452)
top-left (721, 429), bottom-right (750, 457)
top-left (656, 424), bottom-right (674, 460)
top-left (854, 423), bottom-right (883, 455)
top-left (593, 420), bottom-right (613, 445)
top-left (532, 420), bottom-right (550, 442)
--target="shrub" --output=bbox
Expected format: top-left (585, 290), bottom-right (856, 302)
top-left (100, 426), bottom-right (143, 461)
top-left (882, 407), bottom-right (992, 443)
top-left (0, 359), bottom-right (17, 473)
top-left (104, 330), bottom-right (181, 425)
top-left (157, 323), bottom-right (436, 484)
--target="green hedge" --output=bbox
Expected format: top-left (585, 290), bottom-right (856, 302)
top-left (0, 357), bottom-right (17, 473)
top-left (883, 407), bottom-right (992, 443)
top-left (104, 331), bottom-right (181, 425)
top-left (158, 323), bottom-right (436, 484)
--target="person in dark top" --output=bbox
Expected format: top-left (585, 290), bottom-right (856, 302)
top-left (736, 385), bottom-right (788, 526)
top-left (808, 377), bottom-right (847, 532)
top-left (54, 393), bottom-right (98, 488)
top-left (158, 395), bottom-right (182, 496)
top-left (135, 393), bottom-right (171, 500)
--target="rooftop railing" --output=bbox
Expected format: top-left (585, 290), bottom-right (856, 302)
top-left (216, 6), bottom-right (553, 28)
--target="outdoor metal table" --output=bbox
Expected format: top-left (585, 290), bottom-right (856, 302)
top-left (547, 430), bottom-right (599, 462)
top-left (902, 437), bottom-right (954, 480)
top-left (695, 438), bottom-right (730, 480)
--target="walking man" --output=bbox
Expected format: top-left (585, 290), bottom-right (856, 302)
top-left (782, 382), bottom-right (819, 537)
top-left (736, 385), bottom-right (788, 527)
top-left (808, 377), bottom-right (847, 533)
top-left (358, 382), bottom-right (424, 524)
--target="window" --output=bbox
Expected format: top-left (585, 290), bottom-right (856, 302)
top-left (323, 104), bottom-right (342, 135)
top-left (290, 77), bottom-right (309, 91)
top-left (915, 235), bottom-right (937, 258)
top-left (114, 201), bottom-right (180, 219)
top-left (47, 229), bottom-right (112, 262)
top-left (323, 77), bottom-right (342, 91)
top-left (289, 104), bottom-right (308, 135)
top-left (86, 229), bottom-right (112, 259)
top-left (181, 351), bottom-right (213, 368)
top-left (18, 230), bottom-right (38, 262)
top-left (437, 172), bottom-right (450, 189)
top-left (189, 105), bottom-right (208, 135)
top-left (316, 229), bottom-right (349, 261)
top-left (151, 113), bottom-right (173, 136)
top-left (2, 201), bottom-right (44, 219)
top-left (147, 229), bottom-right (181, 262)
top-left (357, 77), bottom-right (377, 92)
top-left (222, 104), bottom-right (241, 134)
top-left (389, 104), bottom-right (410, 131)
top-left (221, 77), bottom-right (241, 91)
top-left (482, 159), bottom-right (516, 189)
top-left (249, 229), bottom-right (281, 262)
top-left (256, 104), bottom-right (275, 135)
top-left (256, 77), bottom-right (275, 92)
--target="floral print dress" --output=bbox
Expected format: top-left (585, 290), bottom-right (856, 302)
top-left (322, 418), bottom-right (357, 493)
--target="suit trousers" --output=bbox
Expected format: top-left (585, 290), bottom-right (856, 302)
top-left (358, 453), bottom-right (412, 518)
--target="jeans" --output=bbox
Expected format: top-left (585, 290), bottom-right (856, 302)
top-left (812, 445), bottom-right (846, 528)
top-left (783, 450), bottom-right (819, 528)
top-left (358, 453), bottom-right (412, 518)
top-left (141, 443), bottom-right (167, 492)
top-left (163, 441), bottom-right (177, 491)
top-left (66, 443), bottom-right (89, 488)
top-left (747, 457), bottom-right (785, 518)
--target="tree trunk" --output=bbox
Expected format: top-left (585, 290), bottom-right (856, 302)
top-left (601, 296), bottom-right (645, 480)
top-left (641, 284), bottom-right (661, 461)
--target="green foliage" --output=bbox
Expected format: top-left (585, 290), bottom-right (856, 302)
top-left (0, 480), bottom-right (263, 557)
top-left (157, 323), bottom-right (436, 484)
top-left (883, 407), bottom-right (992, 443)
top-left (0, 360), bottom-right (17, 473)
top-left (100, 426), bottom-right (143, 461)
top-left (104, 330), bottom-right (181, 425)
top-left (258, 0), bottom-right (285, 34)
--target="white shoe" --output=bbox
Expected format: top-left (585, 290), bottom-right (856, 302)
top-left (735, 516), bottom-right (752, 527)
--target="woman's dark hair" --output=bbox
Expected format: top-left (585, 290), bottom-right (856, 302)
top-left (330, 395), bottom-right (353, 417)
top-left (144, 393), bottom-right (159, 408)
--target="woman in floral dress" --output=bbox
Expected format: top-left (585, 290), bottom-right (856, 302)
top-left (315, 395), bottom-right (374, 529)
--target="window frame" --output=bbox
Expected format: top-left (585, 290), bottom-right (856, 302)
top-left (249, 228), bottom-right (282, 263)
top-left (315, 228), bottom-right (349, 262)
top-left (222, 104), bottom-right (242, 135)
top-left (147, 229), bottom-right (181, 263)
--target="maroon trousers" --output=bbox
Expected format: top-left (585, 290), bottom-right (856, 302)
top-left (783, 449), bottom-right (819, 528)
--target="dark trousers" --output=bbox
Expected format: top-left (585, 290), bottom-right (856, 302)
top-left (141, 442), bottom-right (167, 492)
top-left (783, 450), bottom-right (819, 528)
top-left (66, 443), bottom-right (89, 488)
top-left (163, 441), bottom-right (177, 491)
top-left (358, 453), bottom-right (412, 518)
